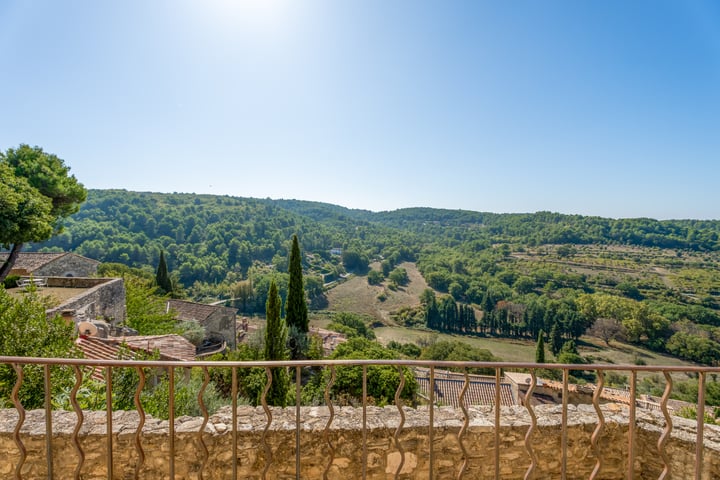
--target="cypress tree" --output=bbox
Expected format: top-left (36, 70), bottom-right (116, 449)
top-left (425, 295), bottom-right (440, 330)
top-left (155, 250), bottom-right (172, 294)
top-left (535, 329), bottom-right (546, 364)
top-left (286, 235), bottom-right (308, 331)
top-left (286, 235), bottom-right (308, 359)
top-left (550, 320), bottom-right (563, 356)
top-left (467, 306), bottom-right (477, 332)
top-left (264, 279), bottom-right (289, 406)
top-left (481, 289), bottom-right (495, 314)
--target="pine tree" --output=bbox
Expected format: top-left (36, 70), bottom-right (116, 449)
top-left (155, 250), bottom-right (172, 294)
top-left (286, 235), bottom-right (308, 359)
top-left (264, 279), bottom-right (289, 406)
top-left (535, 329), bottom-right (546, 364)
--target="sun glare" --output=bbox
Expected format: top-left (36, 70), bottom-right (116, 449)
top-left (201, 0), bottom-right (290, 33)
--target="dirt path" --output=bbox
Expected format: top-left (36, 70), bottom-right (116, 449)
top-left (651, 266), bottom-right (675, 289)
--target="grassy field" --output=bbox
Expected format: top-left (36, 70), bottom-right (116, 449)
top-left (372, 324), bottom-right (699, 385)
top-left (373, 324), bottom-right (697, 369)
top-left (374, 325), bottom-right (537, 362)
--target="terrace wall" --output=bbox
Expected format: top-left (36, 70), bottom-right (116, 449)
top-left (1, 404), bottom-right (719, 479)
top-left (45, 277), bottom-right (126, 324)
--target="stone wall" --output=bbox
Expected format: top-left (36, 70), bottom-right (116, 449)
top-left (45, 277), bottom-right (109, 289)
top-left (45, 278), bottom-right (126, 324)
top-left (520, 383), bottom-right (604, 406)
top-left (1, 404), bottom-right (719, 479)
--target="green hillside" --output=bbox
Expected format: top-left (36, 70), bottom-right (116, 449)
top-left (27, 189), bottom-right (720, 366)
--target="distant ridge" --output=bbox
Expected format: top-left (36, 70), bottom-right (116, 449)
top-left (23, 189), bottom-right (720, 290)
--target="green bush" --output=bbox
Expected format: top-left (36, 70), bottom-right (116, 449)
top-left (141, 368), bottom-right (227, 418)
top-left (327, 312), bottom-right (376, 340)
top-left (367, 270), bottom-right (384, 285)
top-left (0, 289), bottom-right (78, 409)
top-left (677, 406), bottom-right (718, 425)
top-left (2, 274), bottom-right (20, 289)
top-left (302, 337), bottom-right (417, 406)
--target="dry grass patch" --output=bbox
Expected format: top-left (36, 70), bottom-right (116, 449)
top-left (325, 262), bottom-right (429, 323)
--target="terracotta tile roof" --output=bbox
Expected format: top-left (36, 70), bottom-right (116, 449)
top-left (75, 336), bottom-right (126, 381)
top-left (104, 334), bottom-right (197, 362)
top-left (76, 333), bottom-right (197, 380)
top-left (76, 336), bottom-right (121, 361)
top-left (0, 252), bottom-right (68, 272)
top-left (415, 368), bottom-right (515, 408)
top-left (166, 299), bottom-right (235, 323)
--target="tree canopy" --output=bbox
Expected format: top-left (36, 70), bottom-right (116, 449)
top-left (0, 145), bottom-right (86, 280)
top-left (0, 163), bottom-right (54, 249)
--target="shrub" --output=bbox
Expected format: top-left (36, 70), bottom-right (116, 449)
top-left (367, 270), bottom-right (384, 285)
top-left (2, 274), bottom-right (20, 289)
top-left (677, 406), bottom-right (718, 425)
top-left (0, 289), bottom-right (77, 408)
top-left (142, 368), bottom-right (227, 418)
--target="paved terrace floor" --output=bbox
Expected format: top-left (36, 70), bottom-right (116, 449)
top-left (6, 285), bottom-right (93, 307)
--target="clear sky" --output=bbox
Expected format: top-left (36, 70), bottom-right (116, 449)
top-left (1, 1), bottom-right (718, 220)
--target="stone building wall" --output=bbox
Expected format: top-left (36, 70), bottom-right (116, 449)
top-left (33, 254), bottom-right (99, 277)
top-left (205, 307), bottom-right (238, 349)
top-left (1, 404), bottom-right (719, 479)
top-left (45, 278), bottom-right (126, 324)
top-left (166, 300), bottom-right (237, 349)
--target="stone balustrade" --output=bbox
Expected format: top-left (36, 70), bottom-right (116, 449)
top-left (2, 403), bottom-right (720, 479)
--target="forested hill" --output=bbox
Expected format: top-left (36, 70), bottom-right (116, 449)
top-left (30, 189), bottom-right (720, 289)
top-left (276, 200), bottom-right (720, 250)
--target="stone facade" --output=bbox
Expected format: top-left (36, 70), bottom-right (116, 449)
top-left (45, 278), bottom-right (126, 324)
top-left (167, 299), bottom-right (237, 349)
top-left (1, 404), bottom-right (719, 479)
top-left (2, 252), bottom-right (100, 277)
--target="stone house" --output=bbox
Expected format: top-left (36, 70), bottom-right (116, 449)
top-left (166, 299), bottom-right (237, 349)
top-left (0, 252), bottom-right (100, 278)
top-left (309, 327), bottom-right (347, 355)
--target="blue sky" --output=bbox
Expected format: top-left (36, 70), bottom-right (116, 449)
top-left (1, 1), bottom-right (718, 220)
